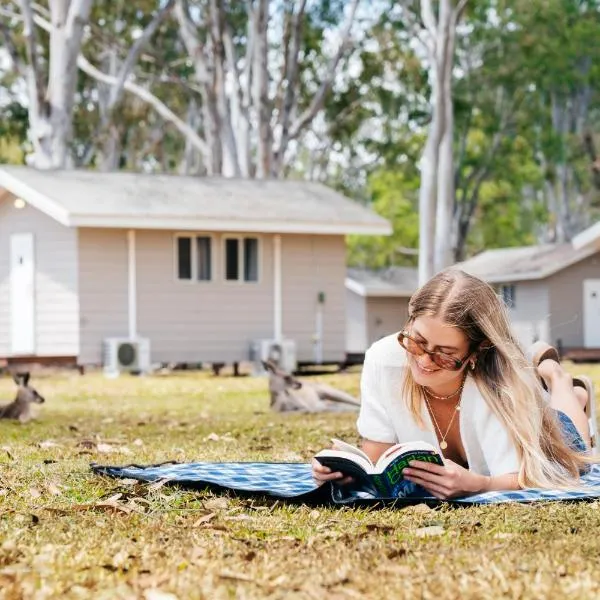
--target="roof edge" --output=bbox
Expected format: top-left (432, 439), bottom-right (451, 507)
top-left (345, 277), bottom-right (414, 297)
top-left (70, 215), bottom-right (392, 235)
top-left (0, 168), bottom-right (71, 226)
top-left (465, 245), bottom-right (599, 283)
top-left (573, 222), bottom-right (600, 251)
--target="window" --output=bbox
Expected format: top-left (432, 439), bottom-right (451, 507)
top-left (176, 235), bottom-right (213, 281)
top-left (500, 284), bottom-right (516, 309)
top-left (196, 236), bottom-right (212, 281)
top-left (177, 237), bottom-right (192, 280)
top-left (224, 236), bottom-right (259, 282)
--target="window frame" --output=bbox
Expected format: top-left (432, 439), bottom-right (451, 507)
top-left (222, 234), bottom-right (261, 284)
top-left (499, 283), bottom-right (516, 309)
top-left (173, 232), bottom-right (216, 283)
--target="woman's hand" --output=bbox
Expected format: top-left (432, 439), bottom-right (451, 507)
top-left (311, 457), bottom-right (354, 487)
top-left (403, 459), bottom-right (489, 499)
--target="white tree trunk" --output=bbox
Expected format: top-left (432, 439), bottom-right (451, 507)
top-left (416, 0), bottom-right (466, 283)
top-left (433, 1), bottom-right (457, 272)
top-left (20, 0), bottom-right (94, 169)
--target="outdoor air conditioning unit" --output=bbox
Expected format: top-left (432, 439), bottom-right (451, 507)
top-left (103, 337), bottom-right (151, 376)
top-left (249, 338), bottom-right (297, 375)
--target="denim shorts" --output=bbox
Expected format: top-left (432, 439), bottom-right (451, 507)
top-left (556, 410), bottom-right (587, 454)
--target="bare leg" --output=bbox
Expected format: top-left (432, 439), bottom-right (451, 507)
top-left (538, 359), bottom-right (590, 447)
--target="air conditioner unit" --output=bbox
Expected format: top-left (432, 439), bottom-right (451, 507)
top-left (249, 338), bottom-right (297, 374)
top-left (103, 337), bottom-right (151, 375)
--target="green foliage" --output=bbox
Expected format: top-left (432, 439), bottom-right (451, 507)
top-left (347, 168), bottom-right (419, 268)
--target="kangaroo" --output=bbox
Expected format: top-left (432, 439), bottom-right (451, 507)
top-left (262, 360), bottom-right (360, 413)
top-left (0, 372), bottom-right (45, 423)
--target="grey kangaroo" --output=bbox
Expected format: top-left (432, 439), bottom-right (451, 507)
top-left (263, 360), bottom-right (360, 413)
top-left (0, 372), bottom-right (45, 423)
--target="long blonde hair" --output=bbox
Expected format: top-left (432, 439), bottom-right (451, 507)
top-left (402, 268), bottom-right (593, 488)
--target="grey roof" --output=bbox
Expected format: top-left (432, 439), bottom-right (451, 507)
top-left (346, 266), bottom-right (418, 297)
top-left (457, 243), bottom-right (597, 282)
top-left (573, 221), bottom-right (600, 251)
top-left (0, 166), bottom-right (391, 235)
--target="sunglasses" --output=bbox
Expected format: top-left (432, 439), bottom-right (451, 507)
top-left (397, 331), bottom-right (472, 372)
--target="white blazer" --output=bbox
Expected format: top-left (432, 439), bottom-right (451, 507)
top-left (356, 333), bottom-right (521, 476)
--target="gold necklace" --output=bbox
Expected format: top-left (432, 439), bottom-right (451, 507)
top-left (424, 396), bottom-right (461, 451)
top-left (424, 377), bottom-right (466, 401)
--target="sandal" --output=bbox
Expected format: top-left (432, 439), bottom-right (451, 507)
top-left (530, 341), bottom-right (560, 392)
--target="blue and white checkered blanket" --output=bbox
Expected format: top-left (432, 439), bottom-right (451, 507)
top-left (91, 461), bottom-right (600, 505)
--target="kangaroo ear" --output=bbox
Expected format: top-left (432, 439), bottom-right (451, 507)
top-left (12, 373), bottom-right (20, 386)
top-left (23, 372), bottom-right (30, 386)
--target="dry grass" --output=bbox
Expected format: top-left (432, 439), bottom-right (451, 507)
top-left (1, 365), bottom-right (600, 600)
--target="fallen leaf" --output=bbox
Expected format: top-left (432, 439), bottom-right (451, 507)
top-left (68, 425), bottom-right (79, 432)
top-left (45, 483), bottom-right (62, 496)
top-left (148, 478), bottom-right (173, 491)
top-left (205, 433), bottom-right (220, 441)
top-left (38, 440), bottom-right (61, 449)
top-left (415, 525), bottom-right (445, 537)
top-left (133, 438), bottom-right (144, 447)
top-left (29, 488), bottom-right (42, 499)
top-left (192, 512), bottom-right (216, 527)
top-left (96, 443), bottom-right (114, 453)
top-left (219, 571), bottom-right (255, 583)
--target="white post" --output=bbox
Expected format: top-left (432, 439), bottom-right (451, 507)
top-left (315, 305), bottom-right (323, 364)
top-left (273, 234), bottom-right (282, 342)
top-left (127, 229), bottom-right (137, 339)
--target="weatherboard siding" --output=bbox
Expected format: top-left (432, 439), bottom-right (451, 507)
top-left (505, 281), bottom-right (550, 349)
top-left (78, 229), bottom-right (129, 364)
top-left (365, 296), bottom-right (409, 348)
top-left (281, 235), bottom-right (346, 362)
top-left (78, 230), bottom-right (347, 365)
top-left (135, 229), bottom-right (274, 364)
top-left (346, 289), bottom-right (367, 354)
top-left (0, 195), bottom-right (79, 357)
top-left (547, 251), bottom-right (600, 347)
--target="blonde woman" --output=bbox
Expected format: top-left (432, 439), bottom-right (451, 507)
top-left (312, 269), bottom-right (596, 499)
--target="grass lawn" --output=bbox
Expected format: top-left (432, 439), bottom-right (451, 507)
top-left (1, 364), bottom-right (600, 599)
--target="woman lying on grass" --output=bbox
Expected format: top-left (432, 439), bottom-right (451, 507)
top-left (313, 269), bottom-right (597, 499)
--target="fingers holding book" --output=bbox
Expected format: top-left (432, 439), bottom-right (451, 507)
top-left (311, 458), bottom-right (354, 486)
top-left (403, 459), bottom-right (489, 500)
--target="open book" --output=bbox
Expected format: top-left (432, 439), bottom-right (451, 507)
top-left (314, 438), bottom-right (444, 498)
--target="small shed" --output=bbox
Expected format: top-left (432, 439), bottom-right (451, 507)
top-left (345, 267), bottom-right (418, 358)
top-left (0, 166), bottom-right (390, 369)
top-left (458, 243), bottom-right (600, 356)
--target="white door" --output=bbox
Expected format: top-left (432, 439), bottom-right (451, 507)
top-left (10, 233), bottom-right (35, 355)
top-left (583, 279), bottom-right (600, 348)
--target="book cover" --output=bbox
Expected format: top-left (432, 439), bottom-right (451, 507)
top-left (314, 439), bottom-right (444, 498)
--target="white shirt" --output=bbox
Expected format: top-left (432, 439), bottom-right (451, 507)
top-left (356, 333), bottom-right (521, 476)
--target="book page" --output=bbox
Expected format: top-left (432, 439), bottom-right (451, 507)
top-left (329, 438), bottom-right (374, 467)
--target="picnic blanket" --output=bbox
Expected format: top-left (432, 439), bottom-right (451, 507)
top-left (91, 461), bottom-right (600, 506)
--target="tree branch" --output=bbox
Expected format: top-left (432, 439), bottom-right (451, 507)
top-left (30, 10), bottom-right (209, 159)
top-left (110, 0), bottom-right (175, 107)
top-left (288, 0), bottom-right (360, 141)
top-left (17, 0), bottom-right (47, 113)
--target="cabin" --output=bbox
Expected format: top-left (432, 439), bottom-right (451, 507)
top-left (0, 166), bottom-right (391, 372)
